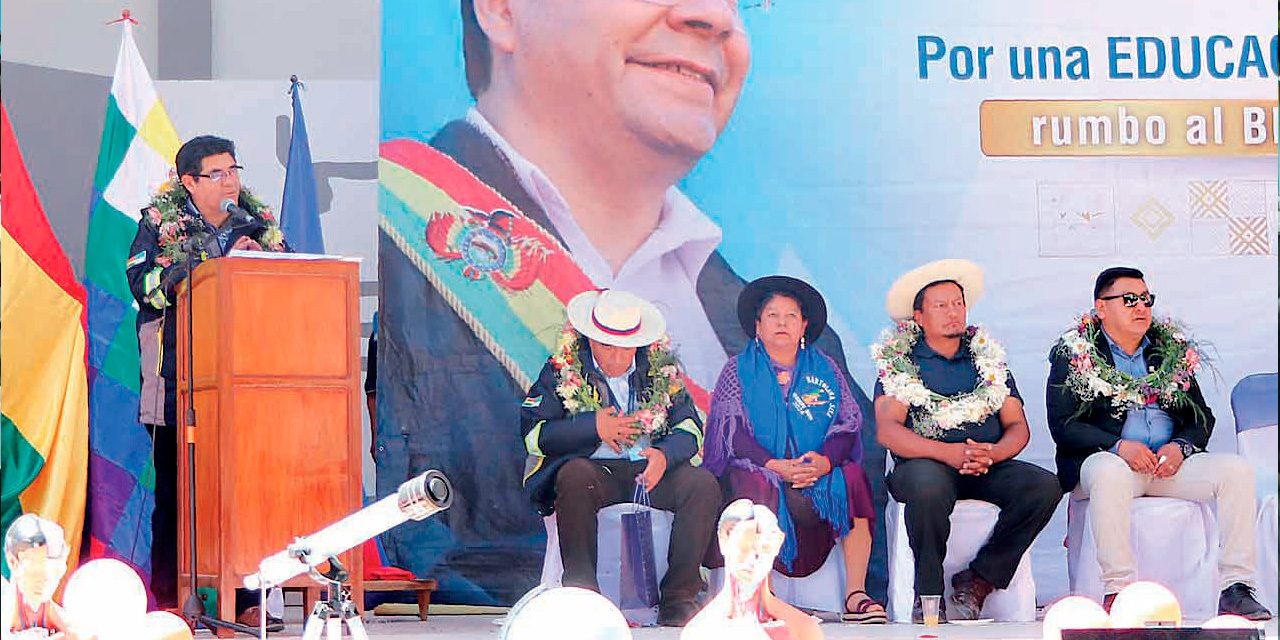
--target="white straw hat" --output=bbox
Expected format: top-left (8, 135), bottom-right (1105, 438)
top-left (885, 259), bottom-right (984, 321)
top-left (566, 289), bottom-right (666, 348)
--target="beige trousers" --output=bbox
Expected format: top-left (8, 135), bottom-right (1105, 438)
top-left (1074, 450), bottom-right (1258, 594)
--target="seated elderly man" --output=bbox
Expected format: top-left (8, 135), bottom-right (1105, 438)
top-left (519, 289), bottom-right (722, 627)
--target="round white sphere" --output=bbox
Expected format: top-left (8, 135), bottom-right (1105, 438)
top-left (1042, 595), bottom-right (1110, 640)
top-left (501, 587), bottom-right (631, 640)
top-left (1109, 581), bottom-right (1181, 628)
top-left (139, 610), bottom-right (195, 640)
top-left (2, 577), bottom-right (15, 635)
top-left (61, 558), bottom-right (148, 637)
top-left (1201, 614), bottom-right (1257, 629)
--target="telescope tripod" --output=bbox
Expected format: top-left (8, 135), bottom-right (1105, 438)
top-left (298, 556), bottom-right (368, 640)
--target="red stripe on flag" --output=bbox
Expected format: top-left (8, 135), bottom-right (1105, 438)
top-left (381, 138), bottom-right (711, 413)
top-left (380, 139), bottom-right (593, 302)
top-left (1, 102), bottom-right (88, 308)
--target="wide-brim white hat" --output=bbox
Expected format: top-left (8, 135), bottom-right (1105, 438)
top-left (885, 259), bottom-right (984, 321)
top-left (566, 289), bottom-right (666, 348)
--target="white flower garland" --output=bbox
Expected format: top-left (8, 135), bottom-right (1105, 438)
top-left (1056, 312), bottom-right (1205, 416)
top-left (871, 321), bottom-right (1011, 438)
top-left (549, 324), bottom-right (685, 438)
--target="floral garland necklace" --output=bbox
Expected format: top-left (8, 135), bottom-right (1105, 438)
top-left (550, 323), bottom-right (686, 439)
top-left (871, 321), bottom-right (1011, 438)
top-left (1055, 312), bottom-right (1206, 416)
top-left (144, 176), bottom-right (286, 267)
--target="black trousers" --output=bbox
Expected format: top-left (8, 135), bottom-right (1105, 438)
top-left (146, 423), bottom-right (178, 609)
top-left (553, 457), bottom-right (721, 606)
top-left (887, 458), bottom-right (1062, 596)
top-left (148, 424), bottom-right (259, 614)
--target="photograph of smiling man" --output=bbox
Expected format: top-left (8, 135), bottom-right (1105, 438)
top-left (375, 0), bottom-right (877, 605)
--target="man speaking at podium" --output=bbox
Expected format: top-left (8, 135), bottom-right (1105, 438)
top-left (125, 135), bottom-right (289, 624)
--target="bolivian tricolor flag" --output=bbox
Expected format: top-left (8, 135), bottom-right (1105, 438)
top-left (1, 102), bottom-right (89, 578)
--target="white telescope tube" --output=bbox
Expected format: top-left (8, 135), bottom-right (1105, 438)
top-left (244, 470), bottom-right (452, 590)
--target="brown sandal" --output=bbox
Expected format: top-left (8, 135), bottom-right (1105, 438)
top-left (843, 590), bottom-right (888, 624)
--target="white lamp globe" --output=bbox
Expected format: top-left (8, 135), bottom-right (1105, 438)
top-left (1108, 581), bottom-right (1182, 628)
top-left (1201, 614), bottom-right (1257, 629)
top-left (139, 610), bottom-right (195, 640)
top-left (61, 558), bottom-right (148, 637)
top-left (1042, 595), bottom-right (1110, 640)
top-left (500, 587), bottom-right (631, 640)
top-left (2, 577), bottom-right (15, 635)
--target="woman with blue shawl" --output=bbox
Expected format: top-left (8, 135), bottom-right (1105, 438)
top-left (703, 276), bottom-right (885, 624)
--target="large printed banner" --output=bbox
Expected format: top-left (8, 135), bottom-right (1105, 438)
top-left (379, 0), bottom-right (1278, 606)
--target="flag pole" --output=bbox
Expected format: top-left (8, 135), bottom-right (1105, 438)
top-left (106, 8), bottom-right (138, 25)
top-left (100, 11), bottom-right (260, 637)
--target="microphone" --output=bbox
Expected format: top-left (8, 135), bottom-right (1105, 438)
top-left (220, 198), bottom-right (257, 226)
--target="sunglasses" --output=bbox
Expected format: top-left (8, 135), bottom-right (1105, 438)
top-left (1099, 292), bottom-right (1156, 308)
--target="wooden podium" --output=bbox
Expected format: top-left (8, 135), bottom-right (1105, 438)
top-left (175, 255), bottom-right (363, 635)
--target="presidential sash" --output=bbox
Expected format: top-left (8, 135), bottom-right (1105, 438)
top-left (378, 139), bottom-right (712, 412)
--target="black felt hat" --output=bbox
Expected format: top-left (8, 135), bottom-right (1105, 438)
top-left (737, 276), bottom-right (827, 343)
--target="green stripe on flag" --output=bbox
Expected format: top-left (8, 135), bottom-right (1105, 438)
top-left (0, 412), bottom-right (45, 579)
top-left (139, 452), bottom-right (156, 493)
top-left (102, 318), bottom-right (143, 393)
top-left (0, 413), bottom-right (44, 507)
top-left (92, 95), bottom-right (138, 193)
top-left (85, 199), bottom-right (139, 301)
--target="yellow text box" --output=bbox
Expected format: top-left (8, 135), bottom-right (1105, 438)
top-left (981, 99), bottom-right (1279, 157)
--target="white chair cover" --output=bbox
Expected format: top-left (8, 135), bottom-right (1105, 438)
top-left (1255, 493), bottom-right (1278, 612)
top-left (706, 546), bottom-right (845, 615)
top-left (1231, 372), bottom-right (1277, 613)
top-left (884, 499), bottom-right (1037, 622)
top-left (540, 503), bottom-right (674, 625)
top-left (1066, 495), bottom-right (1219, 620)
top-left (769, 546), bottom-right (845, 613)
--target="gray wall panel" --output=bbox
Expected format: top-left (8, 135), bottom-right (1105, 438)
top-left (3, 61), bottom-right (111, 276)
top-left (1, 0), bottom-right (160, 77)
top-left (210, 0), bottom-right (378, 81)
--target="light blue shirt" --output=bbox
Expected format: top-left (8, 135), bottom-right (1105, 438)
top-left (1103, 330), bottom-right (1175, 452)
top-left (589, 358), bottom-right (650, 461)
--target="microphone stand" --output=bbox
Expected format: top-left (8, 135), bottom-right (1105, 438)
top-left (176, 230), bottom-right (260, 637)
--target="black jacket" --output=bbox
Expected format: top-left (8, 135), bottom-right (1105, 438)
top-left (127, 197), bottom-right (282, 427)
top-left (519, 340), bottom-right (702, 515)
top-left (374, 119), bottom-right (877, 602)
top-left (1045, 327), bottom-right (1214, 493)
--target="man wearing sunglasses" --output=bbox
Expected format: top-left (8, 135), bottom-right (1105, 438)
top-left (1046, 266), bottom-right (1270, 621)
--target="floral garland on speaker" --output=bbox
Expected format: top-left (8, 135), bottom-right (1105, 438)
top-left (1054, 312), bottom-right (1206, 416)
top-left (871, 321), bottom-right (1011, 438)
top-left (550, 323), bottom-right (686, 438)
top-left (143, 176), bottom-right (285, 267)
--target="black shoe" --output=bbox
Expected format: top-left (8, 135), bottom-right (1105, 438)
top-left (1218, 582), bottom-right (1273, 621)
top-left (911, 596), bottom-right (948, 624)
top-left (1102, 592), bottom-right (1117, 614)
top-left (657, 599), bottom-right (700, 627)
top-left (947, 569), bottom-right (994, 620)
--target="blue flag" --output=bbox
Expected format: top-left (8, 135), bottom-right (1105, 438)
top-left (281, 78), bottom-right (324, 253)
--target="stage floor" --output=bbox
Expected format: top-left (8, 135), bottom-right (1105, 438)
top-left (200, 614), bottom-right (1278, 639)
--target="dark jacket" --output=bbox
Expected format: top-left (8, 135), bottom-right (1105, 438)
top-left (519, 340), bottom-right (702, 515)
top-left (127, 197), bottom-right (281, 427)
top-left (1045, 326), bottom-right (1214, 493)
top-left (375, 119), bottom-right (876, 602)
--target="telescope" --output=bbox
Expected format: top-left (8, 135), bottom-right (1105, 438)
top-left (244, 470), bottom-right (453, 591)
